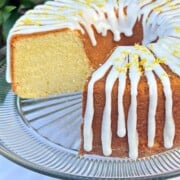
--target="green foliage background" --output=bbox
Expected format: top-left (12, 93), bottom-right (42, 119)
top-left (0, 0), bottom-right (49, 47)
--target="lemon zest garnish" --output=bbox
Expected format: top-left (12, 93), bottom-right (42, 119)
top-left (121, 50), bottom-right (130, 56)
top-left (97, 3), bottom-right (105, 8)
top-left (154, 7), bottom-right (163, 13)
top-left (27, 11), bottom-right (33, 15)
top-left (168, 3), bottom-right (175, 9)
top-left (138, 66), bottom-right (144, 75)
top-left (175, 27), bottom-right (180, 33)
top-left (44, 5), bottom-right (51, 10)
top-left (59, 5), bottom-right (67, 10)
top-left (154, 58), bottom-right (166, 64)
top-left (134, 44), bottom-right (150, 54)
top-left (114, 57), bottom-right (121, 62)
top-left (78, 10), bottom-right (83, 16)
top-left (115, 66), bottom-right (126, 73)
top-left (85, 0), bottom-right (92, 6)
top-left (173, 50), bottom-right (180, 56)
top-left (134, 43), bottom-right (141, 50)
top-left (21, 18), bottom-right (33, 25)
top-left (145, 63), bottom-right (153, 70)
top-left (34, 21), bottom-right (42, 26)
top-left (140, 59), bottom-right (147, 66)
top-left (57, 15), bottom-right (66, 20)
top-left (160, 73), bottom-right (169, 79)
top-left (125, 63), bottom-right (130, 69)
top-left (19, 18), bottom-right (43, 26)
top-left (131, 53), bottom-right (139, 60)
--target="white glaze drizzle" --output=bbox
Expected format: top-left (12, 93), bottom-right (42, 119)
top-left (102, 66), bottom-right (119, 156)
top-left (117, 58), bottom-right (128, 138)
top-left (140, 46), bottom-right (176, 149)
top-left (6, 0), bottom-right (180, 159)
top-left (154, 64), bottom-right (175, 148)
top-left (138, 49), bottom-right (158, 148)
top-left (127, 52), bottom-right (141, 159)
top-left (145, 71), bottom-right (157, 148)
top-left (83, 59), bottom-right (112, 152)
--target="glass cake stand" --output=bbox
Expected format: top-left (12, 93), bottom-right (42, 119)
top-left (0, 58), bottom-right (180, 179)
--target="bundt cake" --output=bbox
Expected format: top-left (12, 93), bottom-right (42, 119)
top-left (6, 0), bottom-right (180, 159)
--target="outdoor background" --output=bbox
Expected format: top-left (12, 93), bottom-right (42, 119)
top-left (0, 0), bottom-right (50, 47)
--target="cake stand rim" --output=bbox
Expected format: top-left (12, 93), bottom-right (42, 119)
top-left (1, 144), bottom-right (180, 180)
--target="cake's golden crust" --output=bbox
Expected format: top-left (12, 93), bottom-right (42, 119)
top-left (80, 66), bottom-right (180, 157)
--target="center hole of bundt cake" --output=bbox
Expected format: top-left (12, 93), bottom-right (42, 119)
top-left (83, 20), bottom-right (143, 70)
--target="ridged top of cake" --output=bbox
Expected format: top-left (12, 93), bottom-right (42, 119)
top-left (6, 0), bottom-right (180, 83)
top-left (7, 0), bottom-right (180, 44)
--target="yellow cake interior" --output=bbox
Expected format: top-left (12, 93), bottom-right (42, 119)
top-left (11, 30), bottom-right (91, 98)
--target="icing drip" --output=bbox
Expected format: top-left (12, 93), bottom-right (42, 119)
top-left (145, 71), bottom-right (157, 147)
top-left (83, 60), bottom-right (112, 151)
top-left (117, 59), bottom-right (127, 138)
top-left (118, 1), bottom-right (140, 37)
top-left (105, 2), bottom-right (120, 41)
top-left (102, 66), bottom-right (119, 156)
top-left (138, 48), bottom-right (158, 148)
top-left (127, 52), bottom-right (141, 159)
top-left (153, 65), bottom-right (175, 148)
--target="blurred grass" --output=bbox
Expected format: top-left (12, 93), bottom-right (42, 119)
top-left (0, 0), bottom-right (49, 47)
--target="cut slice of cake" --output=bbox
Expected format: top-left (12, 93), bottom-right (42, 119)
top-left (9, 30), bottom-right (91, 98)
